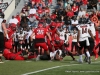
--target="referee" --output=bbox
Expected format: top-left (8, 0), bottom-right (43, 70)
top-left (0, 15), bottom-right (8, 63)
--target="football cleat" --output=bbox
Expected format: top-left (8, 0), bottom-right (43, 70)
top-left (77, 59), bottom-right (83, 63)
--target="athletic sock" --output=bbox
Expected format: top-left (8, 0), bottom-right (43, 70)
top-left (86, 51), bottom-right (90, 57)
top-left (79, 55), bottom-right (83, 60)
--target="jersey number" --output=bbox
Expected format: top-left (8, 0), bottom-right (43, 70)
top-left (37, 30), bottom-right (44, 34)
top-left (82, 28), bottom-right (87, 34)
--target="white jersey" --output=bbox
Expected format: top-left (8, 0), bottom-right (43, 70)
top-left (13, 32), bottom-right (19, 41)
top-left (88, 23), bottom-right (96, 37)
top-left (9, 18), bottom-right (18, 24)
top-left (17, 33), bottom-right (25, 41)
top-left (77, 24), bottom-right (90, 41)
top-left (0, 18), bottom-right (3, 32)
top-left (59, 30), bottom-right (65, 40)
top-left (23, 31), bottom-right (27, 35)
top-left (72, 33), bottom-right (77, 42)
top-left (25, 30), bottom-right (32, 39)
top-left (77, 24), bottom-right (90, 46)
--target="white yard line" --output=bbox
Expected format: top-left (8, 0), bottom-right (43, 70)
top-left (22, 64), bottom-right (79, 75)
top-left (22, 61), bottom-right (100, 75)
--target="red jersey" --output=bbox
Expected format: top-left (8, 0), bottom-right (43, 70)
top-left (82, 0), bottom-right (88, 5)
top-left (45, 8), bottom-right (50, 13)
top-left (15, 15), bottom-right (21, 22)
top-left (21, 6), bottom-right (28, 13)
top-left (35, 0), bottom-right (41, 3)
top-left (37, 8), bottom-right (43, 14)
top-left (67, 11), bottom-right (74, 18)
top-left (49, 28), bottom-right (57, 41)
top-left (50, 14), bottom-right (57, 20)
top-left (49, 0), bottom-right (52, 3)
top-left (72, 6), bottom-right (78, 12)
top-left (34, 27), bottom-right (47, 39)
top-left (3, 49), bottom-right (24, 60)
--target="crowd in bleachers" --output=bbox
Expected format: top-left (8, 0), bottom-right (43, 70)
top-left (1, 0), bottom-right (100, 62)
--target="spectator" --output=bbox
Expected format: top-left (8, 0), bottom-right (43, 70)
top-left (64, 16), bottom-right (72, 32)
top-left (89, 0), bottom-right (98, 11)
top-left (29, 6), bottom-right (36, 15)
top-left (71, 16), bottom-right (78, 30)
top-left (28, 14), bottom-right (36, 27)
top-left (65, 3), bottom-right (71, 11)
top-left (20, 16), bottom-right (29, 28)
top-left (66, 9), bottom-right (74, 18)
top-left (21, 3), bottom-right (29, 16)
top-left (75, 0), bottom-right (82, 6)
top-left (37, 6), bottom-right (43, 17)
top-left (97, 1), bottom-right (100, 11)
top-left (9, 16), bottom-right (19, 26)
top-left (68, 0), bottom-right (73, 5)
top-left (72, 3), bottom-right (79, 15)
top-left (0, 9), bottom-right (5, 18)
top-left (15, 13), bottom-right (21, 27)
top-left (77, 8), bottom-right (86, 19)
top-left (81, 0), bottom-right (88, 10)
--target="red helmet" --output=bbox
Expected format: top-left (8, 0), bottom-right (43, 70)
top-left (10, 23), bottom-right (16, 31)
top-left (11, 23), bottom-right (16, 28)
top-left (50, 22), bottom-right (56, 29)
top-left (38, 23), bottom-right (43, 28)
top-left (5, 41), bottom-right (12, 49)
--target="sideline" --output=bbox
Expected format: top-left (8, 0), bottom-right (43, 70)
top-left (22, 61), bottom-right (100, 75)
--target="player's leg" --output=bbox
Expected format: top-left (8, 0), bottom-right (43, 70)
top-left (0, 33), bottom-right (4, 63)
top-left (88, 37), bottom-right (95, 55)
top-left (78, 41), bottom-right (84, 63)
top-left (64, 42), bottom-right (75, 60)
top-left (71, 42), bottom-right (74, 53)
top-left (84, 39), bottom-right (91, 64)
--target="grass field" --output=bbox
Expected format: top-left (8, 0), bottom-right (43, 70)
top-left (0, 56), bottom-right (100, 75)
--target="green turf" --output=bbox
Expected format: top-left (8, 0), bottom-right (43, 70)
top-left (0, 56), bottom-right (100, 75)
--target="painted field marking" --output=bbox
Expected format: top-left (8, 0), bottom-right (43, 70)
top-left (22, 61), bottom-right (100, 75)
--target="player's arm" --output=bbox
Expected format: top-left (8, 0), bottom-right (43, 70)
top-left (30, 32), bottom-right (35, 41)
top-left (77, 30), bottom-right (80, 43)
top-left (67, 34), bottom-right (70, 43)
top-left (2, 22), bottom-right (9, 39)
top-left (46, 32), bottom-right (52, 41)
top-left (94, 24), bottom-right (99, 31)
top-left (56, 30), bottom-right (60, 36)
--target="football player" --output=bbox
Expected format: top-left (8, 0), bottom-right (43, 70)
top-left (77, 19), bottom-right (95, 64)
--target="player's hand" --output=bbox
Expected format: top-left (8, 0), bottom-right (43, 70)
top-left (6, 34), bottom-right (10, 40)
top-left (77, 42), bottom-right (81, 47)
